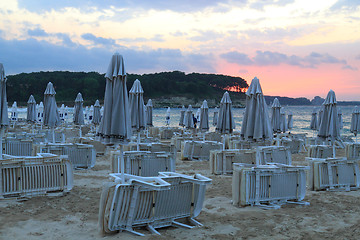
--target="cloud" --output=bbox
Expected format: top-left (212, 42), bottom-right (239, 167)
top-left (17, 0), bottom-right (237, 13)
top-left (356, 54), bottom-right (360, 60)
top-left (330, 0), bottom-right (360, 11)
top-left (220, 50), bottom-right (356, 70)
top-left (0, 36), bottom-right (215, 75)
top-left (81, 33), bottom-right (117, 47)
top-left (249, 0), bottom-right (295, 10)
top-left (27, 28), bottom-right (48, 37)
top-left (189, 30), bottom-right (223, 42)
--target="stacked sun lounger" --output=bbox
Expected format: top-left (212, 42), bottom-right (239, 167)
top-left (257, 146), bottom-right (292, 165)
top-left (98, 172), bottom-right (211, 236)
top-left (279, 137), bottom-right (304, 154)
top-left (110, 151), bottom-right (175, 176)
top-left (307, 157), bottom-right (360, 191)
top-left (230, 139), bottom-right (272, 150)
top-left (345, 143), bottom-right (360, 160)
top-left (0, 153), bottom-right (73, 199)
top-left (181, 140), bottom-right (223, 161)
top-left (34, 143), bottom-right (96, 169)
top-left (308, 145), bottom-right (333, 158)
top-left (232, 163), bottom-right (307, 208)
top-left (3, 138), bottom-right (34, 156)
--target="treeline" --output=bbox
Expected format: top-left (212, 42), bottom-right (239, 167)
top-left (6, 71), bottom-right (248, 106)
top-left (264, 96), bottom-right (311, 106)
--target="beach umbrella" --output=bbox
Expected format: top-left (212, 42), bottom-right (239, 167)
top-left (0, 63), bottom-right (9, 159)
top-left (43, 82), bottom-right (60, 143)
top-left (26, 95), bottom-right (37, 123)
top-left (59, 104), bottom-right (65, 122)
top-left (88, 105), bottom-right (94, 123)
top-left (129, 79), bottom-right (146, 151)
top-left (11, 101), bottom-right (18, 125)
top-left (271, 98), bottom-right (282, 134)
top-left (37, 101), bottom-right (44, 124)
top-left (279, 108), bottom-right (288, 133)
top-left (240, 77), bottom-right (272, 142)
top-left (310, 107), bottom-right (318, 131)
top-left (184, 105), bottom-right (194, 129)
top-left (199, 100), bottom-right (209, 132)
top-left (338, 107), bottom-right (343, 130)
top-left (179, 105), bottom-right (186, 127)
top-left (216, 91), bottom-right (235, 149)
top-left (213, 107), bottom-right (218, 127)
top-left (92, 100), bottom-right (101, 125)
top-left (74, 92), bottom-right (85, 137)
top-left (166, 107), bottom-right (171, 126)
top-left (145, 99), bottom-right (153, 127)
top-left (287, 111), bottom-right (293, 131)
top-left (317, 106), bottom-right (324, 128)
top-left (317, 90), bottom-right (340, 157)
top-left (350, 106), bottom-right (360, 142)
top-left (98, 53), bottom-right (131, 181)
top-left (196, 108), bottom-right (201, 123)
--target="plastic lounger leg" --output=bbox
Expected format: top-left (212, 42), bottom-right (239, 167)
top-left (147, 225), bottom-right (161, 235)
top-left (287, 201), bottom-right (310, 206)
top-left (189, 218), bottom-right (203, 226)
top-left (172, 221), bottom-right (194, 229)
top-left (125, 228), bottom-right (145, 237)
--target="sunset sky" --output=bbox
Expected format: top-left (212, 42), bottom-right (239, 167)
top-left (0, 0), bottom-right (359, 100)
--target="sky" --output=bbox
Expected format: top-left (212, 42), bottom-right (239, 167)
top-left (0, 0), bottom-right (359, 101)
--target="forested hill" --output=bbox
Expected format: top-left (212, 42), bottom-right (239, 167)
top-left (6, 71), bottom-right (248, 106)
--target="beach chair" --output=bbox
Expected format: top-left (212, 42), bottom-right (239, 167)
top-left (99, 172), bottom-right (211, 236)
top-left (3, 138), bottom-right (34, 156)
top-left (256, 146), bottom-right (292, 165)
top-left (307, 157), bottom-right (360, 191)
top-left (181, 140), bottom-right (222, 161)
top-left (308, 145), bottom-right (333, 158)
top-left (232, 163), bottom-right (308, 208)
top-left (0, 153), bottom-right (73, 199)
top-left (345, 143), bottom-right (360, 160)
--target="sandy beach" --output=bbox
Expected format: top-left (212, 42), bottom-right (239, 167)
top-left (1, 147), bottom-right (359, 240)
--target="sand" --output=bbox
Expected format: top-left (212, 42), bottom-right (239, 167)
top-left (1, 149), bottom-right (360, 240)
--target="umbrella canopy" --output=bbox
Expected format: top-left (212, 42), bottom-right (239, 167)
top-left (350, 106), bottom-right (360, 137)
top-left (196, 108), bottom-right (201, 123)
top-left (27, 95), bottom-right (37, 122)
top-left (184, 105), bottom-right (194, 129)
top-left (317, 90), bottom-right (340, 141)
top-left (11, 101), bottom-right (18, 121)
top-left (166, 107), bottom-right (171, 125)
top-left (98, 53), bottom-right (131, 144)
top-left (73, 92), bottom-right (85, 125)
top-left (317, 106), bottom-right (324, 128)
top-left (179, 105), bottom-right (186, 127)
top-left (92, 100), bottom-right (101, 125)
top-left (338, 107), bottom-right (343, 130)
top-left (216, 91), bottom-right (235, 134)
top-left (199, 100), bottom-right (209, 132)
top-left (213, 107), bottom-right (218, 126)
top-left (241, 77), bottom-right (272, 141)
top-left (271, 98), bottom-right (282, 133)
top-left (287, 111), bottom-right (293, 130)
top-left (310, 107), bottom-right (318, 130)
top-left (129, 79), bottom-right (146, 131)
top-left (279, 108), bottom-right (288, 133)
top-left (0, 63), bottom-right (9, 128)
top-left (43, 82), bottom-right (60, 128)
top-left (145, 99), bottom-right (153, 127)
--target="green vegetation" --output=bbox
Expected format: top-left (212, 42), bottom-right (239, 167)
top-left (6, 71), bottom-right (248, 106)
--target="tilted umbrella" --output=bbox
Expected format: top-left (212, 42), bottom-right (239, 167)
top-left (216, 92), bottom-right (235, 149)
top-left (271, 98), bottom-right (282, 134)
top-left (287, 111), bottom-right (293, 132)
top-left (92, 99), bottom-right (101, 125)
top-left (184, 105), bottom-right (194, 129)
top-left (43, 82), bottom-right (60, 143)
top-left (317, 89), bottom-right (340, 157)
top-left (179, 105), bottom-right (186, 127)
top-left (213, 107), bottom-right (218, 127)
top-left (0, 63), bottom-right (9, 159)
top-left (350, 106), bottom-right (360, 142)
top-left (241, 77), bottom-right (272, 142)
top-left (129, 79), bottom-right (146, 151)
top-left (199, 100), bottom-right (209, 132)
top-left (145, 99), bottom-right (153, 127)
top-left (98, 53), bottom-right (131, 181)
top-left (74, 92), bottom-right (85, 137)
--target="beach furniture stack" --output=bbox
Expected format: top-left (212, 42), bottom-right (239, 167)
top-left (0, 153), bottom-right (73, 199)
top-left (308, 145), bottom-right (333, 158)
top-left (98, 172), bottom-right (211, 236)
top-left (3, 138), bottom-right (34, 156)
top-left (181, 140), bottom-right (223, 161)
top-left (345, 143), bottom-right (360, 159)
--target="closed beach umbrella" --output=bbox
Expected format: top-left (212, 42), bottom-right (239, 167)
top-left (350, 106), bottom-right (360, 142)
top-left (27, 95), bottom-right (37, 122)
top-left (74, 93), bottom-right (85, 125)
top-left (179, 105), bottom-right (186, 127)
top-left (216, 91), bottom-right (235, 134)
top-left (318, 90), bottom-right (340, 157)
top-left (287, 111), bottom-right (293, 131)
top-left (338, 107), bottom-right (343, 130)
top-left (196, 108), bottom-right (201, 123)
top-left (37, 101), bottom-right (44, 124)
top-left (184, 105), bottom-right (194, 129)
top-left (213, 107), bottom-right (218, 127)
top-left (92, 100), bottom-right (101, 125)
top-left (11, 101), bottom-right (18, 123)
top-left (310, 107), bottom-right (318, 131)
top-left (166, 107), bottom-right (171, 126)
top-left (271, 98), bottom-right (282, 133)
top-left (145, 99), bottom-right (153, 127)
top-left (241, 77), bottom-right (272, 141)
top-left (199, 100), bottom-right (209, 132)
top-left (0, 63), bottom-right (9, 159)
top-left (318, 106), bottom-right (324, 128)
top-left (98, 53), bottom-right (131, 145)
top-left (43, 82), bottom-right (60, 142)
top-left (280, 108), bottom-right (288, 133)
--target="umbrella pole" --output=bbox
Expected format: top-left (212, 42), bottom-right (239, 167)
top-left (52, 127), bottom-right (55, 143)
top-left (137, 131), bottom-right (140, 151)
top-left (0, 128), bottom-right (3, 160)
top-left (333, 142), bottom-right (336, 158)
top-left (120, 145), bottom-right (125, 184)
top-left (79, 125), bottom-right (82, 138)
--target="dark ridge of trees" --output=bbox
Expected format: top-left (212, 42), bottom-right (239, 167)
top-left (264, 96), bottom-right (312, 106)
top-left (6, 71), bottom-right (248, 106)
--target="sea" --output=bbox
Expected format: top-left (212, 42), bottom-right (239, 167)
top-left (13, 105), bottom-right (356, 139)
